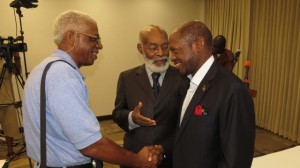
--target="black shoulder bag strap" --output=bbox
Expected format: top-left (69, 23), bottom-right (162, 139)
top-left (40, 60), bottom-right (74, 168)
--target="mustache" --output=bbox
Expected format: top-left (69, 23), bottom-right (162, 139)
top-left (149, 56), bottom-right (169, 63)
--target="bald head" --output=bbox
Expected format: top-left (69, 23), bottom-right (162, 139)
top-left (139, 25), bottom-right (168, 44)
top-left (171, 21), bottom-right (212, 49)
top-left (212, 35), bottom-right (226, 54)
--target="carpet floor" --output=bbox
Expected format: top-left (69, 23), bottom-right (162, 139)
top-left (0, 120), bottom-right (298, 168)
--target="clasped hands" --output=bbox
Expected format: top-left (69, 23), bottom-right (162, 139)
top-left (137, 145), bottom-right (164, 168)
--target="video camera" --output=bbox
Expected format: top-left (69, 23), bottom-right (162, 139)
top-left (0, 36), bottom-right (27, 69)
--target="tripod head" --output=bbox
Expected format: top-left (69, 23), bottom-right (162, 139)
top-left (10, 0), bottom-right (38, 9)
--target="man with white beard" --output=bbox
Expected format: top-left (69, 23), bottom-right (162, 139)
top-left (112, 25), bottom-right (188, 168)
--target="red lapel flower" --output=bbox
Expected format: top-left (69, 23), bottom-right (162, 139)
top-left (194, 105), bottom-right (203, 116)
top-left (194, 104), bottom-right (208, 116)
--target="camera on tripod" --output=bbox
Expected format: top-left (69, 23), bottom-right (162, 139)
top-left (0, 1), bottom-right (39, 167)
top-left (0, 36), bottom-right (27, 89)
top-left (0, 36), bottom-right (27, 66)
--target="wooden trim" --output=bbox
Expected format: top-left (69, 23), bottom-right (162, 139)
top-left (96, 115), bottom-right (113, 121)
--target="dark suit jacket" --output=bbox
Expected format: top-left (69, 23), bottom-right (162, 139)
top-left (173, 61), bottom-right (255, 168)
top-left (112, 65), bottom-right (188, 167)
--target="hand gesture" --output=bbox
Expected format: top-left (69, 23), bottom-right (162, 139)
top-left (132, 102), bottom-right (156, 126)
top-left (134, 145), bottom-right (164, 168)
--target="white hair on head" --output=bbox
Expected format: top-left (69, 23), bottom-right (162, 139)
top-left (139, 24), bottom-right (167, 43)
top-left (53, 10), bottom-right (97, 46)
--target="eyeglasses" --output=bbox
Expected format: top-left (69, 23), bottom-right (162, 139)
top-left (77, 32), bottom-right (101, 44)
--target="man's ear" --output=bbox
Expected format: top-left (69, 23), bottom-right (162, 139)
top-left (137, 43), bottom-right (143, 54)
top-left (65, 31), bottom-right (76, 46)
top-left (193, 37), bottom-right (205, 51)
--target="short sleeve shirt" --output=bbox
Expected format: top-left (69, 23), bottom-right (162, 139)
top-left (22, 49), bottom-right (102, 167)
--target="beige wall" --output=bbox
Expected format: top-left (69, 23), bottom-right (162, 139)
top-left (0, 0), bottom-right (205, 116)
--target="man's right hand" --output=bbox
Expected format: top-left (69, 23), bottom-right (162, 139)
top-left (132, 102), bottom-right (156, 126)
top-left (133, 145), bottom-right (162, 168)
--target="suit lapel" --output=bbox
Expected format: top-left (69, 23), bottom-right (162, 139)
top-left (175, 61), bottom-right (219, 144)
top-left (135, 65), bottom-right (156, 102)
top-left (156, 67), bottom-right (175, 102)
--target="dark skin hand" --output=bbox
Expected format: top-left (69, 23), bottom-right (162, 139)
top-left (132, 102), bottom-right (156, 126)
top-left (131, 102), bottom-right (164, 165)
top-left (152, 145), bottom-right (164, 165)
top-left (80, 137), bottom-right (159, 168)
top-left (142, 145), bottom-right (164, 166)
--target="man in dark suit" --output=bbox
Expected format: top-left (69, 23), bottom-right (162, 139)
top-left (112, 25), bottom-right (187, 168)
top-left (169, 21), bottom-right (255, 168)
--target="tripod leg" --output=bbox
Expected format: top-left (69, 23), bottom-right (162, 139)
top-left (12, 63), bottom-right (25, 88)
top-left (16, 103), bottom-right (33, 168)
top-left (28, 157), bottom-right (33, 168)
top-left (0, 64), bottom-right (7, 89)
top-left (15, 74), bottom-right (25, 89)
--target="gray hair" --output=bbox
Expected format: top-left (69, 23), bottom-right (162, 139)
top-left (139, 25), bottom-right (168, 44)
top-left (53, 10), bottom-right (97, 45)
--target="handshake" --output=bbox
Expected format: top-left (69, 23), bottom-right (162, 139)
top-left (134, 144), bottom-right (164, 168)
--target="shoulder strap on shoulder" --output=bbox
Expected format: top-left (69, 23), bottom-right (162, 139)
top-left (40, 59), bottom-right (74, 168)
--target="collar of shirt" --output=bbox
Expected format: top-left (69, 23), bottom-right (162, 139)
top-left (52, 49), bottom-right (85, 80)
top-left (189, 55), bottom-right (215, 90)
top-left (145, 66), bottom-right (167, 86)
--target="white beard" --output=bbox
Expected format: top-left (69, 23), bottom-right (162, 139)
top-left (143, 55), bottom-right (169, 73)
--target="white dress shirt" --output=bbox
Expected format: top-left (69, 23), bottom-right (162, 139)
top-left (179, 56), bottom-right (215, 125)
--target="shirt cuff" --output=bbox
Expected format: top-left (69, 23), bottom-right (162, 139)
top-left (128, 111), bottom-right (140, 130)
